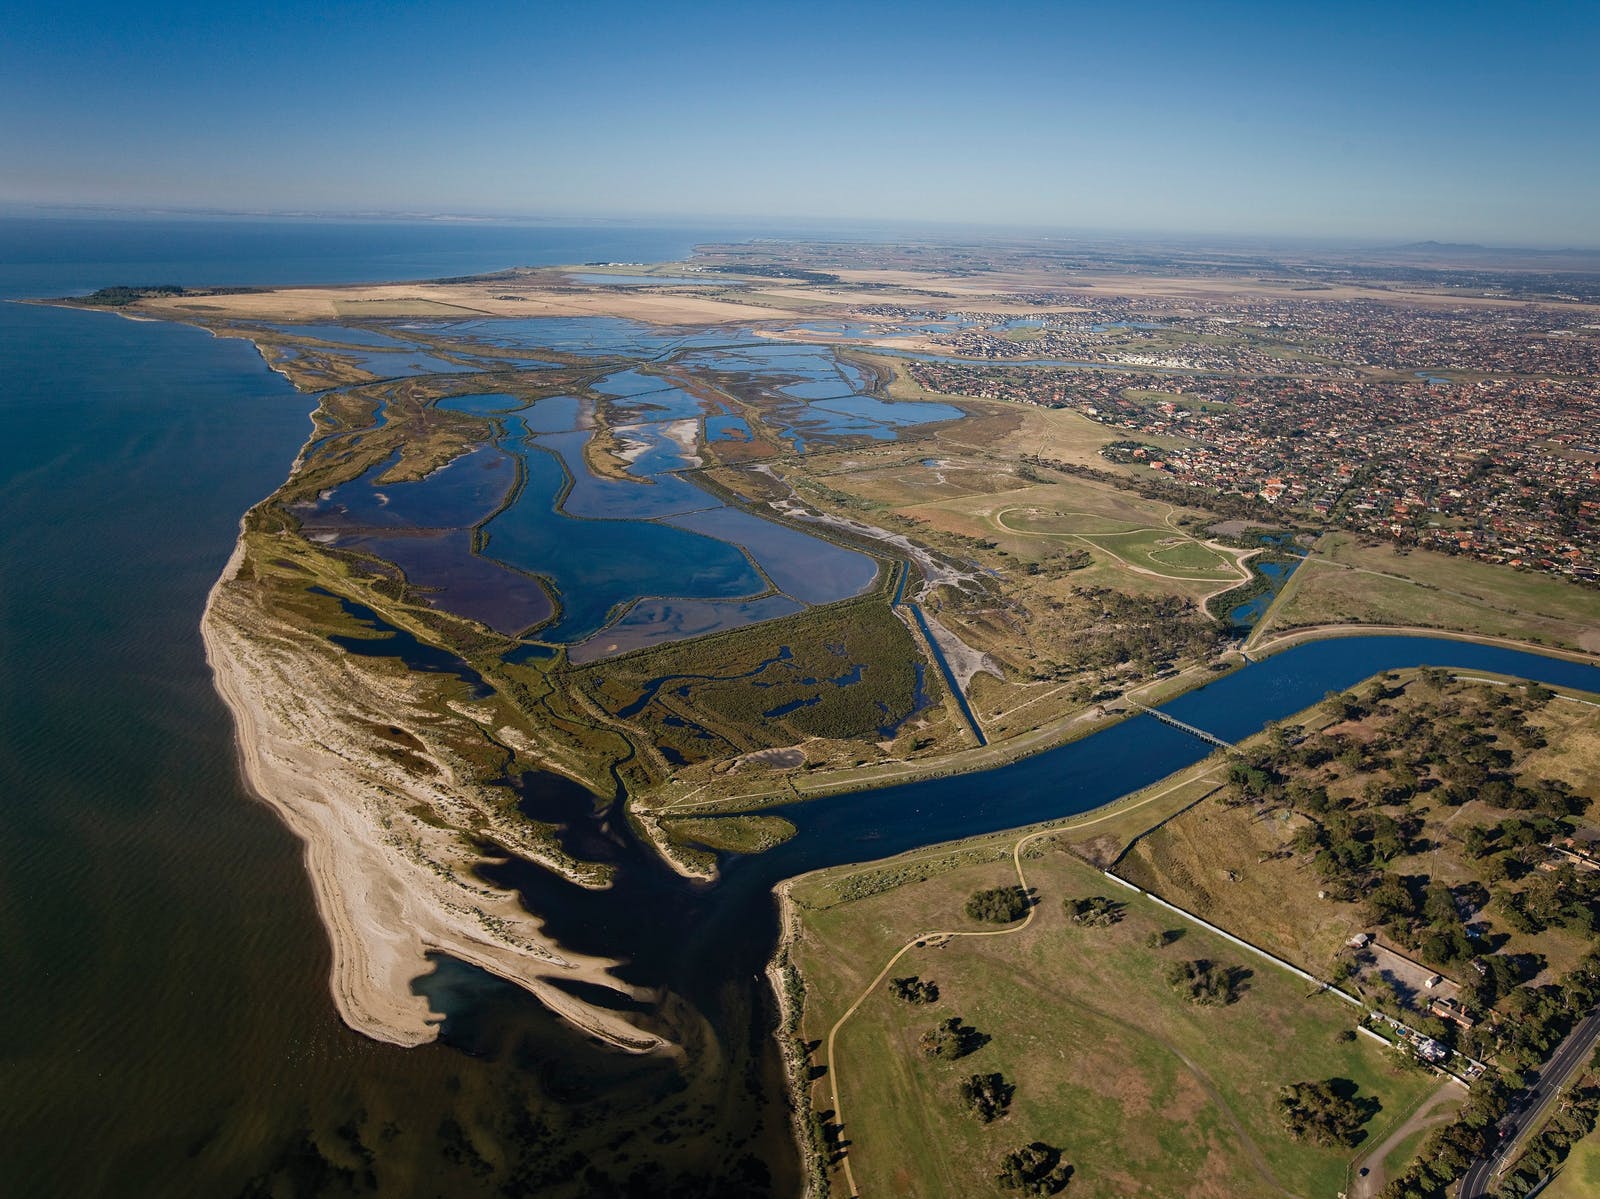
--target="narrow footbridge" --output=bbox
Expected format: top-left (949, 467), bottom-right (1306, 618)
top-left (1126, 701), bottom-right (1236, 751)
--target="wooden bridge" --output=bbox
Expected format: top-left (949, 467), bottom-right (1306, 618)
top-left (1126, 701), bottom-right (1236, 751)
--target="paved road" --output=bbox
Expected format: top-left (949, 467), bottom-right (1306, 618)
top-left (1460, 1006), bottom-right (1600, 1198)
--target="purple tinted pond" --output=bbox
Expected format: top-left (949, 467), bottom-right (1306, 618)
top-left (664, 507), bottom-right (878, 606)
top-left (342, 532), bottom-right (553, 634)
top-left (300, 445), bottom-right (514, 530)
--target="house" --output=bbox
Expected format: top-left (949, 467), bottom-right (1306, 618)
top-left (1431, 997), bottom-right (1477, 1030)
top-left (1414, 1037), bottom-right (1449, 1064)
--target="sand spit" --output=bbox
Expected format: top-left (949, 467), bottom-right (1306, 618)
top-left (136, 279), bottom-right (787, 327)
top-left (203, 536), bottom-right (664, 1053)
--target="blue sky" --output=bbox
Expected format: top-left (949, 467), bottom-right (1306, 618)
top-left (4, 0), bottom-right (1598, 244)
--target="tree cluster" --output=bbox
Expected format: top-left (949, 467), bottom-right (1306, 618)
top-left (1275, 1078), bottom-right (1377, 1148)
top-left (966, 886), bottom-right (1032, 923)
top-left (919, 1016), bottom-right (987, 1060)
top-left (959, 1072), bottom-right (1015, 1123)
top-left (1063, 896), bottom-right (1124, 927)
top-left (1165, 958), bottom-right (1247, 1006)
top-left (996, 1141), bottom-right (1073, 1194)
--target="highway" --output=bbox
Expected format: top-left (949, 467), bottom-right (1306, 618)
top-left (1459, 1006), bottom-right (1600, 1198)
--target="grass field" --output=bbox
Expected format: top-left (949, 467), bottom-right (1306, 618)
top-left (1117, 671), bottom-right (1600, 982)
top-left (1088, 528), bottom-right (1236, 579)
top-left (791, 845), bottom-right (1437, 1199)
top-left (1254, 532), bottom-right (1600, 654)
top-left (1547, 1124), bottom-right (1600, 1197)
top-left (882, 473), bottom-right (1239, 598)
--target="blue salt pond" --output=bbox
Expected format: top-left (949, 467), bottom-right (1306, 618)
top-left (331, 347), bottom-right (479, 376)
top-left (302, 445), bottom-right (515, 531)
top-left (435, 392), bottom-right (524, 416)
top-left (781, 378), bottom-right (857, 400)
top-left (485, 511), bottom-right (768, 643)
top-left (532, 430), bottom-right (709, 517)
top-left (664, 506), bottom-right (878, 605)
top-left (813, 394), bottom-right (964, 426)
top-left (342, 532), bottom-right (553, 634)
top-left (706, 414), bottom-right (751, 441)
top-left (434, 316), bottom-right (740, 358)
top-left (265, 322), bottom-right (418, 348)
top-left (593, 369), bottom-right (672, 397)
top-left (511, 396), bottom-right (586, 434)
top-left (607, 387), bottom-right (704, 424)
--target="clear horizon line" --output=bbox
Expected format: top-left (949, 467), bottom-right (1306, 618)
top-left (3, 200), bottom-right (1599, 256)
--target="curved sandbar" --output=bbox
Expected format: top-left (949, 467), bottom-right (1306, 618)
top-left (203, 533), bottom-right (663, 1053)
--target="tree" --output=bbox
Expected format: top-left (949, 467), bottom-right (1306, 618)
top-left (966, 886), bottom-right (1031, 923)
top-left (888, 975), bottom-right (938, 1004)
top-left (1276, 1079), bottom-right (1378, 1147)
top-left (959, 1072), bottom-right (1015, 1123)
top-left (920, 1017), bottom-right (987, 1059)
top-left (997, 1142), bottom-right (1072, 1194)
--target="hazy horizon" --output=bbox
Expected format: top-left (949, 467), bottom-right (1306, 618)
top-left (7, 206), bottom-right (1600, 258)
top-left (6, 1), bottom-right (1598, 247)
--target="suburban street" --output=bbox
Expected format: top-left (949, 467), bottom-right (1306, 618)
top-left (1460, 1006), bottom-right (1600, 1198)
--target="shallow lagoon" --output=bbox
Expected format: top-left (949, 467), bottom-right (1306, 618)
top-left (343, 532), bottom-right (554, 634)
top-left (266, 322), bottom-right (419, 348)
top-left (434, 391), bottom-right (524, 416)
top-left (303, 444), bottom-right (515, 531)
top-left (665, 505), bottom-right (879, 605)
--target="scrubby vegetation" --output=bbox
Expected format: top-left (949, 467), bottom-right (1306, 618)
top-left (579, 597), bottom-right (938, 775)
top-left (1029, 586), bottom-right (1224, 677)
top-left (73, 284), bottom-right (185, 306)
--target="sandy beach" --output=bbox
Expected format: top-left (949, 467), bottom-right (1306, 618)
top-left (202, 532), bottom-right (664, 1053)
